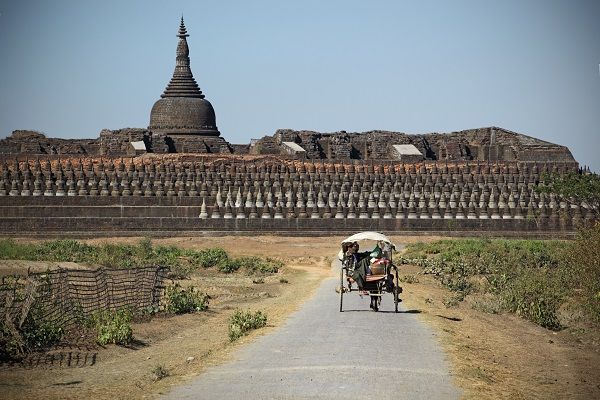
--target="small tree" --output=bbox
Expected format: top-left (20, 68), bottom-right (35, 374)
top-left (539, 172), bottom-right (600, 219)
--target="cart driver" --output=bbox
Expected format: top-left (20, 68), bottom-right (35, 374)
top-left (348, 242), bottom-right (372, 290)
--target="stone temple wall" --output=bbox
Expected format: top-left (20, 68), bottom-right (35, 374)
top-left (257, 127), bottom-right (577, 165)
top-left (99, 128), bottom-right (151, 156)
top-left (1, 126), bottom-right (577, 168)
top-left (0, 130), bottom-right (99, 155)
top-left (0, 156), bottom-right (592, 236)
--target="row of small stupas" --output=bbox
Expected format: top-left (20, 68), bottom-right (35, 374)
top-left (0, 18), bottom-right (577, 168)
top-left (0, 158), bottom-right (592, 224)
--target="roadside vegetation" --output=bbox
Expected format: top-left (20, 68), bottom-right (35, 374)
top-left (164, 283), bottom-right (210, 314)
top-left (0, 239), bottom-right (282, 362)
top-left (228, 310), bottom-right (268, 341)
top-left (0, 238), bottom-right (282, 278)
top-left (151, 364), bottom-right (170, 381)
top-left (401, 223), bottom-right (600, 330)
top-left (87, 308), bottom-right (134, 346)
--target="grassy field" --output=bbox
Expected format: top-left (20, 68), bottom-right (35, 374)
top-left (401, 224), bottom-right (600, 330)
top-left (0, 238), bottom-right (282, 279)
top-left (0, 239), bottom-right (283, 362)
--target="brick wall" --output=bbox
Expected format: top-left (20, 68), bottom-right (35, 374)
top-left (0, 157), bottom-right (591, 236)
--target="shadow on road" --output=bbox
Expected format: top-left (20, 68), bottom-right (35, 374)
top-left (435, 314), bottom-right (462, 321)
top-left (340, 309), bottom-right (422, 314)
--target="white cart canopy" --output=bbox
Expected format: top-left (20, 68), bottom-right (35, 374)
top-left (341, 231), bottom-right (394, 246)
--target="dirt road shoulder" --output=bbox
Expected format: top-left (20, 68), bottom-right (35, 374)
top-left (397, 263), bottom-right (600, 400)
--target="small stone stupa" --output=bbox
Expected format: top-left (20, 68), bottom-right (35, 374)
top-left (149, 17), bottom-right (221, 148)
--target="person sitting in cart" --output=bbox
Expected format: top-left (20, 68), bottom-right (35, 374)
top-left (347, 241), bottom-right (378, 290)
top-left (373, 241), bottom-right (395, 291)
top-left (347, 241), bottom-right (394, 292)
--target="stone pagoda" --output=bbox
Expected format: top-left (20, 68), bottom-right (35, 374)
top-left (148, 18), bottom-right (229, 153)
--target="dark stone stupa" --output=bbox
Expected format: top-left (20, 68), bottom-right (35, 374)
top-left (149, 17), bottom-right (220, 137)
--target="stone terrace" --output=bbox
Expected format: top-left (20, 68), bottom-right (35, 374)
top-left (0, 155), bottom-right (592, 236)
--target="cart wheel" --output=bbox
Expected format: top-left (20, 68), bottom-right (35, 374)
top-left (339, 267), bottom-right (344, 312)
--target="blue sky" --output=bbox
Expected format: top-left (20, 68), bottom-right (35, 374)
top-left (0, 0), bottom-right (598, 170)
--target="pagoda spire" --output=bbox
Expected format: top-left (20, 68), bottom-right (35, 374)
top-left (161, 17), bottom-right (204, 98)
top-left (178, 15), bottom-right (189, 38)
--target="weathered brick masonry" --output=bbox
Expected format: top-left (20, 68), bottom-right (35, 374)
top-left (0, 157), bottom-right (592, 237)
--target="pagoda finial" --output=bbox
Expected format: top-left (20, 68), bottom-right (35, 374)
top-left (158, 17), bottom-right (204, 98)
top-left (178, 15), bottom-right (189, 38)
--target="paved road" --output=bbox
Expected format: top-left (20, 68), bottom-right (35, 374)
top-left (164, 259), bottom-right (460, 400)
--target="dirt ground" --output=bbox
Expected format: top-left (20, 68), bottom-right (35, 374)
top-left (1, 235), bottom-right (598, 400)
top-left (0, 236), bottom-right (342, 400)
top-left (397, 263), bottom-right (600, 400)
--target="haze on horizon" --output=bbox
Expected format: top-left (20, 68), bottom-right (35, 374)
top-left (0, 0), bottom-right (598, 170)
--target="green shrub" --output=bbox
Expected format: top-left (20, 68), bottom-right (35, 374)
top-left (0, 282), bottom-right (65, 360)
top-left (0, 303), bottom-right (64, 361)
top-left (165, 283), bottom-right (209, 314)
top-left (0, 239), bottom-right (36, 260)
top-left (151, 364), bottom-right (169, 381)
top-left (472, 296), bottom-right (503, 314)
top-left (35, 239), bottom-right (96, 263)
top-left (0, 321), bottom-right (24, 361)
top-left (564, 224), bottom-right (600, 323)
top-left (404, 258), bottom-right (473, 296)
top-left (88, 308), bottom-right (133, 345)
top-left (150, 245), bottom-right (191, 278)
top-left (136, 304), bottom-right (159, 318)
top-left (97, 243), bottom-right (135, 268)
top-left (0, 240), bottom-right (282, 278)
top-left (151, 245), bottom-right (183, 266)
top-left (218, 258), bottom-right (241, 273)
top-left (403, 238), bottom-right (571, 330)
top-left (192, 247), bottom-right (229, 268)
top-left (258, 257), bottom-right (283, 274)
top-left (218, 256), bottom-right (282, 274)
top-left (21, 316), bottom-right (64, 350)
top-left (499, 268), bottom-right (564, 330)
top-left (403, 238), bottom-right (566, 275)
top-left (138, 237), bottom-right (153, 255)
top-left (228, 310), bottom-right (267, 341)
top-left (0, 238), bottom-right (201, 277)
top-left (232, 256), bottom-right (261, 271)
